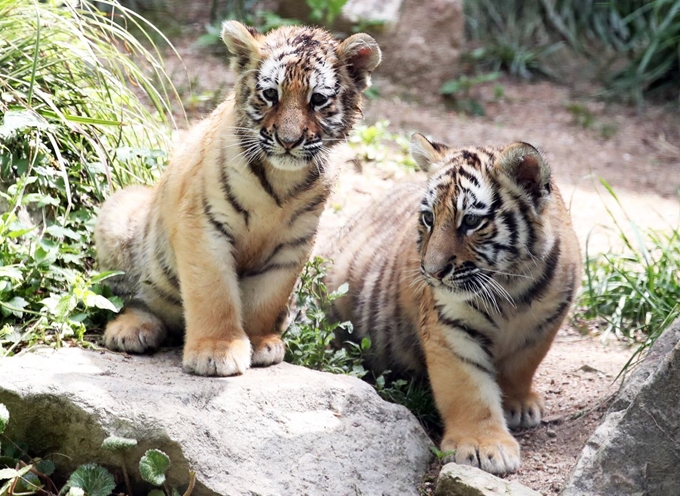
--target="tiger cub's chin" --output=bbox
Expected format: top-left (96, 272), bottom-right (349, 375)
top-left (321, 133), bottom-right (581, 474)
top-left (95, 21), bottom-right (381, 376)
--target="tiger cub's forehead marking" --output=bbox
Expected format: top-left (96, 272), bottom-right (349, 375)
top-left (426, 148), bottom-right (499, 219)
top-left (258, 35), bottom-right (338, 94)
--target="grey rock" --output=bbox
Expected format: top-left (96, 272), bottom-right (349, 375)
top-left (0, 348), bottom-right (433, 496)
top-left (372, 0), bottom-right (464, 94)
top-left (435, 463), bottom-right (542, 496)
top-left (341, 0), bottom-right (403, 31)
top-left (561, 318), bottom-right (680, 496)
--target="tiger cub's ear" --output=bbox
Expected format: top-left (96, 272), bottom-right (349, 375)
top-left (410, 133), bottom-right (450, 173)
top-left (497, 142), bottom-right (552, 204)
top-left (222, 21), bottom-right (262, 71)
top-left (337, 33), bottom-right (382, 92)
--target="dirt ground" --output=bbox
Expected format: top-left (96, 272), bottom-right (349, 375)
top-left (163, 36), bottom-right (679, 494)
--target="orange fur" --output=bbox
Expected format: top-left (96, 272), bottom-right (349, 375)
top-left (95, 22), bottom-right (380, 376)
top-left (320, 134), bottom-right (581, 473)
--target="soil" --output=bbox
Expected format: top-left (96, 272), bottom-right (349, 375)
top-left (161, 34), bottom-right (679, 495)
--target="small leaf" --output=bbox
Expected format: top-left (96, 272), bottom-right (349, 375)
top-left (139, 449), bottom-right (170, 486)
top-left (0, 404), bottom-right (8, 434)
top-left (0, 266), bottom-right (23, 281)
top-left (84, 294), bottom-right (119, 312)
top-left (67, 464), bottom-right (116, 496)
top-left (36, 459), bottom-right (55, 476)
top-left (148, 490), bottom-right (165, 496)
top-left (102, 436), bottom-right (137, 452)
top-left (0, 468), bottom-right (18, 480)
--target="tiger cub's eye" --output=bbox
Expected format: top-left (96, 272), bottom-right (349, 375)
top-left (262, 88), bottom-right (278, 102)
top-left (421, 211), bottom-right (434, 228)
top-left (310, 93), bottom-right (329, 106)
top-left (462, 214), bottom-right (482, 230)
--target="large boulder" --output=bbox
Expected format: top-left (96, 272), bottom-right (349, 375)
top-left (0, 348), bottom-right (433, 496)
top-left (561, 319), bottom-right (680, 496)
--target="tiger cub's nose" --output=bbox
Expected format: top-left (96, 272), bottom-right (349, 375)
top-left (275, 133), bottom-right (304, 150)
top-left (425, 262), bottom-right (454, 280)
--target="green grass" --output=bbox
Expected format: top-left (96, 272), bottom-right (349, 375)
top-left (464, 0), bottom-right (680, 103)
top-left (578, 180), bottom-right (680, 369)
top-left (0, 0), bottom-right (179, 356)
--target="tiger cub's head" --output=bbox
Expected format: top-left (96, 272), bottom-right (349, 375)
top-left (410, 133), bottom-right (554, 300)
top-left (221, 21), bottom-right (381, 171)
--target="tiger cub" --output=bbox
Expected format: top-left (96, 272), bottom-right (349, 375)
top-left (95, 21), bottom-right (381, 376)
top-left (321, 134), bottom-right (581, 473)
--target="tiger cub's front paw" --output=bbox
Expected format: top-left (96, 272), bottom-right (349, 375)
top-left (104, 307), bottom-right (166, 354)
top-left (441, 428), bottom-right (520, 474)
top-left (182, 336), bottom-right (252, 376)
top-left (504, 390), bottom-right (545, 429)
top-left (251, 334), bottom-right (285, 367)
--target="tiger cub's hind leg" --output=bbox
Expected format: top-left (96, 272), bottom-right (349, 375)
top-left (104, 305), bottom-right (167, 354)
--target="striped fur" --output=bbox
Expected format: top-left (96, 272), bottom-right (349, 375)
top-left (95, 21), bottom-right (380, 376)
top-left (321, 134), bottom-right (581, 474)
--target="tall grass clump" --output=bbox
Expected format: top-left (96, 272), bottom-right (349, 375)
top-left (0, 0), bottom-right (179, 355)
top-left (464, 0), bottom-right (680, 103)
top-left (579, 181), bottom-right (680, 366)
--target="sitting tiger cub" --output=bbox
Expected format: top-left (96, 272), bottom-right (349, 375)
top-left (322, 134), bottom-right (581, 474)
top-left (95, 21), bottom-right (381, 376)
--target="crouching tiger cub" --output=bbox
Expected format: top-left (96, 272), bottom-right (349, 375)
top-left (321, 134), bottom-right (581, 474)
top-left (95, 21), bottom-right (381, 376)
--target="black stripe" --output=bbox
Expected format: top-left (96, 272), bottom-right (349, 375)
top-left (499, 210), bottom-right (518, 246)
top-left (516, 238), bottom-right (561, 305)
top-left (261, 234), bottom-right (314, 268)
top-left (453, 351), bottom-right (495, 375)
top-left (529, 263), bottom-right (578, 342)
top-left (145, 280), bottom-right (182, 306)
top-left (285, 165), bottom-right (322, 202)
top-left (365, 254), bottom-right (390, 348)
top-left (157, 255), bottom-right (180, 290)
top-left (240, 261), bottom-right (300, 279)
top-left (458, 167), bottom-right (480, 187)
top-left (466, 299), bottom-right (498, 329)
top-left (203, 199), bottom-right (236, 245)
top-left (249, 158), bottom-right (282, 207)
top-left (152, 223), bottom-right (180, 290)
top-left (462, 150), bottom-right (481, 167)
top-left (436, 306), bottom-right (494, 359)
top-left (219, 165), bottom-right (250, 226)
top-left (288, 193), bottom-right (327, 225)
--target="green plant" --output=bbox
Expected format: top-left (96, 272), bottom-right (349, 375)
top-left (0, 405), bottom-right (195, 496)
top-left (565, 103), bottom-right (596, 128)
top-left (578, 180), bottom-right (680, 370)
top-left (283, 257), bottom-right (368, 377)
top-left (374, 375), bottom-right (440, 434)
top-left (464, 0), bottom-right (680, 102)
top-left (306, 0), bottom-right (348, 26)
top-left (564, 103), bottom-right (619, 139)
top-left (197, 11), bottom-right (300, 48)
top-left (0, 0), bottom-right (179, 355)
top-left (439, 72), bottom-right (501, 116)
top-left (348, 120), bottom-right (417, 171)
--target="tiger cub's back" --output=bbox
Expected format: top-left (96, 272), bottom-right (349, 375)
top-left (321, 183), bottom-right (425, 375)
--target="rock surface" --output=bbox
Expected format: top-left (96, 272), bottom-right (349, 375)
top-left (370, 0), bottom-right (464, 94)
top-left (0, 348), bottom-right (433, 496)
top-left (435, 463), bottom-right (541, 496)
top-left (561, 319), bottom-right (680, 496)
